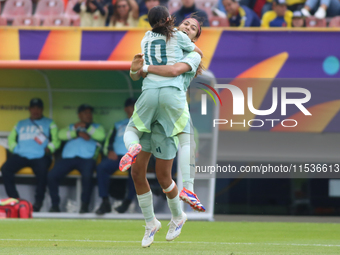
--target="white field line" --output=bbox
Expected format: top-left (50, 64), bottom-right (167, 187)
top-left (0, 239), bottom-right (339, 247)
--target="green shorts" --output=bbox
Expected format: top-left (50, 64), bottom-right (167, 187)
top-left (139, 122), bottom-right (179, 160)
top-left (128, 87), bottom-right (190, 137)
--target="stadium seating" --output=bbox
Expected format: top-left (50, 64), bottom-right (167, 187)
top-left (64, 0), bottom-right (80, 26)
top-left (329, 16), bottom-right (340, 27)
top-left (12, 16), bottom-right (39, 26)
top-left (1, 0), bottom-right (33, 22)
top-left (0, 17), bottom-right (7, 25)
top-left (209, 16), bottom-right (229, 27)
top-left (42, 15), bottom-right (71, 26)
top-left (34, 0), bottom-right (64, 22)
top-left (305, 17), bottom-right (327, 27)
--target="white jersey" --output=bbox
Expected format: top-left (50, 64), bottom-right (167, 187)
top-left (141, 29), bottom-right (196, 91)
top-left (178, 51), bottom-right (202, 92)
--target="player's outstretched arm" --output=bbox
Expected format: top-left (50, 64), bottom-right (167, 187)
top-left (147, 62), bottom-right (192, 77)
top-left (130, 53), bottom-right (144, 81)
top-left (194, 46), bottom-right (203, 58)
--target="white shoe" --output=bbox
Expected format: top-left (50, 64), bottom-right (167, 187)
top-left (314, 7), bottom-right (326, 19)
top-left (142, 218), bottom-right (161, 248)
top-left (301, 8), bottom-right (311, 17)
top-left (166, 212), bottom-right (187, 241)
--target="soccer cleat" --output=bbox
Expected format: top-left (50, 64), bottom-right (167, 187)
top-left (119, 143), bottom-right (142, 172)
top-left (142, 218), bottom-right (162, 248)
top-left (179, 187), bottom-right (206, 212)
top-left (166, 212), bottom-right (187, 241)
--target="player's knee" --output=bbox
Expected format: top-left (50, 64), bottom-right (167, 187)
top-left (156, 174), bottom-right (171, 189)
top-left (131, 168), bottom-right (145, 183)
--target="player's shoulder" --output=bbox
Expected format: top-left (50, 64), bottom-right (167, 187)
top-left (185, 51), bottom-right (201, 60)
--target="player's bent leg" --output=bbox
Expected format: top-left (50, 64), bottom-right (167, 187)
top-left (131, 151), bottom-right (161, 247)
top-left (120, 127), bottom-right (143, 172)
top-left (177, 132), bottom-right (206, 212)
top-left (155, 158), bottom-right (187, 241)
top-left (163, 180), bottom-right (187, 241)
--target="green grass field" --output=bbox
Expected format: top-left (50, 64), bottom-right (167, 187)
top-left (0, 219), bottom-right (339, 255)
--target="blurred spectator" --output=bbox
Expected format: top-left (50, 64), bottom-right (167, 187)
top-left (48, 104), bottom-right (105, 213)
top-left (262, 0), bottom-right (305, 16)
top-left (301, 0), bottom-right (340, 18)
top-left (261, 0), bottom-right (293, 27)
top-left (73, 0), bottom-right (108, 27)
top-left (218, 0), bottom-right (258, 13)
top-left (1, 98), bottom-right (60, 212)
top-left (138, 0), bottom-right (160, 28)
top-left (223, 0), bottom-right (261, 27)
top-left (95, 98), bottom-right (136, 215)
top-left (110, 0), bottom-right (139, 27)
top-left (137, 0), bottom-right (168, 16)
top-left (172, 0), bottom-right (210, 27)
top-left (292, 10), bottom-right (306, 26)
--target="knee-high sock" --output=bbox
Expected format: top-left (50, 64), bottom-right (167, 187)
top-left (178, 133), bottom-right (195, 192)
top-left (124, 126), bottom-right (143, 150)
top-left (166, 191), bottom-right (182, 218)
top-left (137, 190), bottom-right (155, 223)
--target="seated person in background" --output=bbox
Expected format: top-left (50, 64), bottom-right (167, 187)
top-left (1, 98), bottom-right (60, 212)
top-left (48, 104), bottom-right (105, 213)
top-left (110, 0), bottom-right (139, 27)
top-left (73, 0), bottom-right (108, 27)
top-left (137, 0), bottom-right (168, 16)
top-left (262, 0), bottom-right (305, 16)
top-left (172, 0), bottom-right (210, 27)
top-left (301, 0), bottom-right (340, 18)
top-left (261, 0), bottom-right (293, 27)
top-left (292, 10), bottom-right (306, 26)
top-left (138, 0), bottom-right (160, 28)
top-left (223, 0), bottom-right (261, 27)
top-left (95, 98), bottom-right (137, 215)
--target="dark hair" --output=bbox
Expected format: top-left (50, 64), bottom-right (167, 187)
top-left (148, 6), bottom-right (175, 42)
top-left (124, 98), bottom-right (136, 107)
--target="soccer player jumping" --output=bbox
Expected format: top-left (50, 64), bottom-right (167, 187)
top-left (120, 6), bottom-right (205, 247)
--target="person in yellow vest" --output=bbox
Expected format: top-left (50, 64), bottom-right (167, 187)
top-left (262, 0), bottom-right (293, 27)
top-left (73, 0), bottom-right (108, 27)
top-left (262, 0), bottom-right (305, 16)
top-left (138, 0), bottom-right (160, 28)
top-left (110, 0), bottom-right (139, 27)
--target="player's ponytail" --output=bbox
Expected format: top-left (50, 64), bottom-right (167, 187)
top-left (148, 6), bottom-right (175, 42)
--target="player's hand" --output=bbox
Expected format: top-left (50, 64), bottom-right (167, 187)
top-left (195, 67), bottom-right (203, 78)
top-left (74, 122), bottom-right (86, 129)
top-left (108, 151), bottom-right (118, 160)
top-left (78, 131), bottom-right (91, 140)
top-left (138, 69), bottom-right (148, 78)
top-left (45, 147), bottom-right (51, 154)
top-left (131, 53), bottom-right (144, 72)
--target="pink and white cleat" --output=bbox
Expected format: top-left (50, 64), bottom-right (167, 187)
top-left (179, 187), bottom-right (206, 212)
top-left (119, 143), bottom-right (142, 172)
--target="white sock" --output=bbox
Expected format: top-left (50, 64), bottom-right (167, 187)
top-left (124, 127), bottom-right (142, 150)
top-left (137, 190), bottom-right (155, 223)
top-left (178, 133), bottom-right (195, 192)
top-left (166, 192), bottom-right (182, 218)
top-left (183, 181), bottom-right (194, 192)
